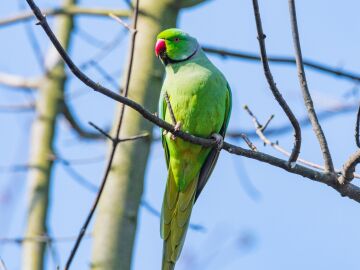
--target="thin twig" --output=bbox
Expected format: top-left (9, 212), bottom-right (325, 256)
top-left (239, 133), bottom-right (257, 151)
top-left (87, 60), bottom-right (121, 90)
top-left (64, 1), bottom-right (140, 269)
top-left (244, 105), bottom-right (341, 174)
top-left (0, 258), bottom-right (7, 270)
top-left (0, 234), bottom-right (92, 244)
top-left (25, 0), bottom-right (360, 205)
top-left (79, 30), bottom-right (127, 70)
top-left (88, 122), bottom-right (113, 141)
top-left (0, 7), bottom-right (130, 26)
top-left (226, 101), bottom-right (358, 139)
top-left (203, 46), bottom-right (360, 83)
top-left (0, 103), bottom-right (35, 113)
top-left (62, 102), bottom-right (104, 139)
top-left (288, 0), bottom-right (334, 173)
top-left (338, 150), bottom-right (360, 184)
top-left (23, 15), bottom-right (45, 70)
top-left (260, 114), bottom-right (274, 132)
top-left (164, 91), bottom-right (177, 125)
top-left (251, 0), bottom-right (301, 165)
top-left (109, 13), bottom-right (133, 32)
top-left (88, 121), bottom-right (148, 143)
top-left (0, 72), bottom-right (40, 89)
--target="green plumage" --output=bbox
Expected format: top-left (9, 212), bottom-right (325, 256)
top-left (157, 29), bottom-right (232, 270)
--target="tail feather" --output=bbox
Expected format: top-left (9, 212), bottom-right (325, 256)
top-left (161, 166), bottom-right (198, 269)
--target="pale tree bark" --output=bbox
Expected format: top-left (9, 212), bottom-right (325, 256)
top-left (22, 0), bottom-right (76, 269)
top-left (90, 0), bottom-right (182, 269)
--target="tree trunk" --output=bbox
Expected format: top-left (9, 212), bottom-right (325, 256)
top-left (22, 0), bottom-right (76, 269)
top-left (90, 1), bottom-right (179, 269)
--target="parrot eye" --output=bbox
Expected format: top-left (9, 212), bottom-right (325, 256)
top-left (174, 37), bottom-right (180, 42)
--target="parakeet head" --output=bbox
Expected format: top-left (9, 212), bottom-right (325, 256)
top-left (155, 28), bottom-right (199, 65)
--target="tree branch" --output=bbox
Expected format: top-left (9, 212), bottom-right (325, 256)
top-left (0, 72), bottom-right (40, 89)
top-left (64, 1), bottom-right (140, 268)
top-left (0, 7), bottom-right (130, 27)
top-left (338, 150), bottom-right (360, 184)
top-left (288, 0), bottom-right (334, 173)
top-left (231, 101), bottom-right (358, 139)
top-left (62, 101), bottom-right (104, 139)
top-left (0, 103), bottom-right (35, 113)
top-left (0, 258), bottom-right (7, 270)
top-left (243, 105), bottom-right (356, 178)
top-left (0, 234), bottom-right (91, 244)
top-left (202, 46), bottom-right (360, 83)
top-left (251, 0), bottom-right (301, 165)
top-left (25, 0), bottom-right (360, 207)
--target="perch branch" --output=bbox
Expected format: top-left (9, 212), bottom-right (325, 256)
top-left (25, 0), bottom-right (360, 208)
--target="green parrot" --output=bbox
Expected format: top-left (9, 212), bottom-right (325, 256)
top-left (155, 28), bottom-right (232, 270)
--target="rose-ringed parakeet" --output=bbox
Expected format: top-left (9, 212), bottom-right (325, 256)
top-left (155, 28), bottom-right (232, 270)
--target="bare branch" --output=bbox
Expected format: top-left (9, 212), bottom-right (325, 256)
top-left (0, 258), bottom-right (7, 270)
top-left (228, 101), bottom-right (358, 139)
top-left (251, 0), bottom-right (301, 165)
top-left (109, 13), bottom-right (133, 32)
top-left (78, 30), bottom-right (127, 70)
top-left (88, 122), bottom-right (113, 141)
top-left (338, 150), bottom-right (360, 184)
top-left (0, 72), bottom-right (40, 89)
top-left (0, 102), bottom-right (35, 113)
top-left (163, 91), bottom-right (177, 125)
top-left (244, 105), bottom-right (337, 174)
top-left (239, 133), bottom-right (258, 151)
top-left (62, 102), bottom-right (104, 139)
top-left (0, 164), bottom-right (30, 173)
top-left (288, 0), bottom-right (334, 173)
top-left (25, 0), bottom-right (360, 207)
top-left (0, 7), bottom-right (130, 27)
top-left (0, 234), bottom-right (91, 244)
top-left (64, 1), bottom-right (140, 268)
top-left (85, 60), bottom-right (121, 91)
top-left (202, 46), bottom-right (360, 83)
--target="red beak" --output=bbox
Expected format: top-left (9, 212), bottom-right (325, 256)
top-left (155, 39), bottom-right (166, 57)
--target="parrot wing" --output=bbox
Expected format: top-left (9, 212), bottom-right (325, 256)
top-left (195, 83), bottom-right (232, 201)
top-left (159, 89), bottom-right (170, 168)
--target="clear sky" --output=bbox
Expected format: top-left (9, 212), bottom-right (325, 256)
top-left (1, 0), bottom-right (360, 269)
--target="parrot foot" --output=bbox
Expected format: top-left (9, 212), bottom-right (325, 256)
top-left (211, 133), bottom-right (224, 151)
top-left (163, 130), bottom-right (168, 136)
top-left (170, 121), bottom-right (182, 140)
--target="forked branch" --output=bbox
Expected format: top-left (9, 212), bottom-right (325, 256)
top-left (25, 0), bottom-right (360, 226)
top-left (251, 0), bottom-right (301, 165)
top-left (288, 0), bottom-right (334, 173)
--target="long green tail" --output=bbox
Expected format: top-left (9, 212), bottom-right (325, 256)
top-left (161, 166), bottom-right (198, 270)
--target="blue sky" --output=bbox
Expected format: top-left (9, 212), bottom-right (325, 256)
top-left (1, 0), bottom-right (360, 269)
